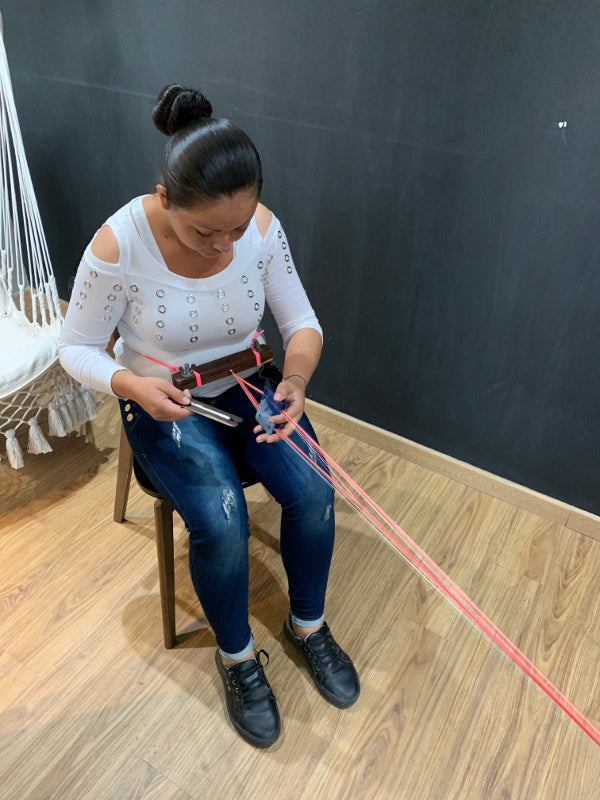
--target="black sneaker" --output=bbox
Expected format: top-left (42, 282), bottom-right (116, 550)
top-left (283, 611), bottom-right (360, 708)
top-left (215, 649), bottom-right (281, 748)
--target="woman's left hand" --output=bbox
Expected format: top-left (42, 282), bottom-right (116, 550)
top-left (253, 375), bottom-right (306, 443)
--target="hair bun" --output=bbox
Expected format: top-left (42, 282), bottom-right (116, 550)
top-left (152, 84), bottom-right (213, 135)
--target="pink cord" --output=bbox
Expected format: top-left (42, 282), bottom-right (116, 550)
top-left (231, 371), bottom-right (600, 748)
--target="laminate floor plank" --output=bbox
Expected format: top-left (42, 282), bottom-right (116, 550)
top-left (1, 400), bottom-right (599, 799)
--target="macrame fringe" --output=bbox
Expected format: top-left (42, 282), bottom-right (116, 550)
top-left (57, 395), bottom-right (76, 433)
top-left (47, 399), bottom-right (68, 437)
top-left (27, 417), bottom-right (53, 454)
top-left (5, 429), bottom-right (24, 469)
top-left (80, 385), bottom-right (101, 420)
top-left (71, 389), bottom-right (89, 426)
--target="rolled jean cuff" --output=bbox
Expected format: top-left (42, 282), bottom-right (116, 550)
top-left (291, 613), bottom-right (325, 628)
top-left (219, 635), bottom-right (254, 661)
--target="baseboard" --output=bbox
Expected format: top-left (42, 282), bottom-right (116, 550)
top-left (305, 400), bottom-right (600, 541)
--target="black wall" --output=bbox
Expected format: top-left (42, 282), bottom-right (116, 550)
top-left (3, 1), bottom-right (599, 514)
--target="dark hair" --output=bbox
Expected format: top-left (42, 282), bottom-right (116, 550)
top-left (152, 84), bottom-right (262, 208)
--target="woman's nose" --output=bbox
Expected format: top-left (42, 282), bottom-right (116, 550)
top-left (212, 234), bottom-right (232, 252)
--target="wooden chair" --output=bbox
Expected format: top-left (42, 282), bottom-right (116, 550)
top-left (113, 423), bottom-right (258, 648)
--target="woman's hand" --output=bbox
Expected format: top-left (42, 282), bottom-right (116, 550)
top-left (112, 371), bottom-right (193, 421)
top-left (253, 375), bottom-right (306, 443)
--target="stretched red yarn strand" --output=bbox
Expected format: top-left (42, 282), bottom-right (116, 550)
top-left (232, 371), bottom-right (600, 748)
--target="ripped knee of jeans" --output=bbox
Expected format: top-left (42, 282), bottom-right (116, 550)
top-left (221, 487), bottom-right (237, 524)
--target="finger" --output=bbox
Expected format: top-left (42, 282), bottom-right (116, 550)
top-left (162, 381), bottom-right (191, 405)
top-left (159, 397), bottom-right (194, 421)
top-left (268, 413), bottom-right (287, 426)
top-left (155, 407), bottom-right (193, 422)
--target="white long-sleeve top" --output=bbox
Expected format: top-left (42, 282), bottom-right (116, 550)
top-left (59, 196), bottom-right (322, 398)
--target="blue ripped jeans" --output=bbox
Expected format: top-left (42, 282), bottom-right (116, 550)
top-left (119, 366), bottom-right (335, 658)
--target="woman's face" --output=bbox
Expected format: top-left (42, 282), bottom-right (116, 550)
top-left (159, 187), bottom-right (259, 258)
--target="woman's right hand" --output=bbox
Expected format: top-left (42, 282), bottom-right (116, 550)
top-left (111, 370), bottom-right (193, 421)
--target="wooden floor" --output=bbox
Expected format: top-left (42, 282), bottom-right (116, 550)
top-left (1, 398), bottom-right (600, 800)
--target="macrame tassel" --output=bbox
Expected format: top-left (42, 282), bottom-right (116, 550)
top-left (72, 391), bottom-right (88, 426)
top-left (48, 400), bottom-right (68, 437)
top-left (80, 385), bottom-right (101, 420)
top-left (57, 395), bottom-right (76, 433)
top-left (5, 429), bottom-right (24, 469)
top-left (27, 417), bottom-right (52, 454)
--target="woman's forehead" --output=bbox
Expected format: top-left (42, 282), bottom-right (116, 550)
top-left (180, 192), bottom-right (258, 230)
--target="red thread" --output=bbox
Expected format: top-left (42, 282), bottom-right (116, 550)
top-left (144, 354), bottom-right (178, 374)
top-left (144, 355), bottom-right (202, 387)
top-left (231, 372), bottom-right (600, 749)
top-left (251, 330), bottom-right (264, 367)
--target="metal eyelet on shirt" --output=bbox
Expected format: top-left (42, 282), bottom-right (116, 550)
top-left (241, 275), bottom-right (248, 283)
top-left (108, 294), bottom-right (116, 302)
top-left (156, 320), bottom-right (164, 328)
top-left (228, 329), bottom-right (236, 335)
top-left (254, 303), bottom-right (260, 310)
top-left (90, 270), bottom-right (98, 278)
top-left (247, 290), bottom-right (254, 298)
top-left (221, 303), bottom-right (230, 312)
top-left (187, 294), bottom-right (195, 304)
top-left (226, 317), bottom-right (234, 325)
top-left (258, 260), bottom-right (264, 269)
top-left (266, 253), bottom-right (273, 264)
top-left (287, 267), bottom-right (293, 273)
top-left (158, 305), bottom-right (166, 313)
top-left (80, 291), bottom-right (87, 299)
top-left (113, 284), bottom-right (122, 291)
top-left (190, 324), bottom-right (198, 332)
top-left (190, 335), bottom-right (198, 342)
top-left (154, 333), bottom-right (163, 340)
top-left (76, 302), bottom-right (83, 310)
top-left (189, 310), bottom-right (198, 318)
top-left (84, 280), bottom-right (91, 288)
top-left (217, 289), bottom-right (226, 299)
top-left (157, 289), bottom-right (165, 298)
top-left (130, 284), bottom-right (139, 292)
top-left (104, 315), bottom-right (112, 321)
top-left (285, 255), bottom-right (290, 262)
top-left (104, 305), bottom-right (113, 312)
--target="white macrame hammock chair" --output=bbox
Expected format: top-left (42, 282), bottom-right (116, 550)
top-left (0, 32), bottom-right (99, 468)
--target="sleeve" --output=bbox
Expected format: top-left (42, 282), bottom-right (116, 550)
top-left (262, 218), bottom-right (323, 348)
top-left (58, 245), bottom-right (129, 396)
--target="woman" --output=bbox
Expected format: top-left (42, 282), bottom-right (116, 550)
top-left (59, 84), bottom-right (359, 748)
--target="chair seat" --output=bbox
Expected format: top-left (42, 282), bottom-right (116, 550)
top-left (132, 455), bottom-right (162, 497)
top-left (0, 315), bottom-right (58, 399)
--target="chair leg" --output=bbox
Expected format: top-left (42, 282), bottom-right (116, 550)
top-left (114, 424), bottom-right (133, 523)
top-left (155, 497), bottom-right (177, 648)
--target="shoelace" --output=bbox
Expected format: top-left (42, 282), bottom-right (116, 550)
top-left (303, 626), bottom-right (344, 673)
top-left (229, 650), bottom-right (272, 706)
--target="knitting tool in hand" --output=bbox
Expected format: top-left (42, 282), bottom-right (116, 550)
top-left (255, 384), bottom-right (285, 435)
top-left (186, 398), bottom-right (243, 428)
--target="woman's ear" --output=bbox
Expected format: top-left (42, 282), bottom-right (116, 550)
top-left (156, 184), bottom-right (169, 209)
